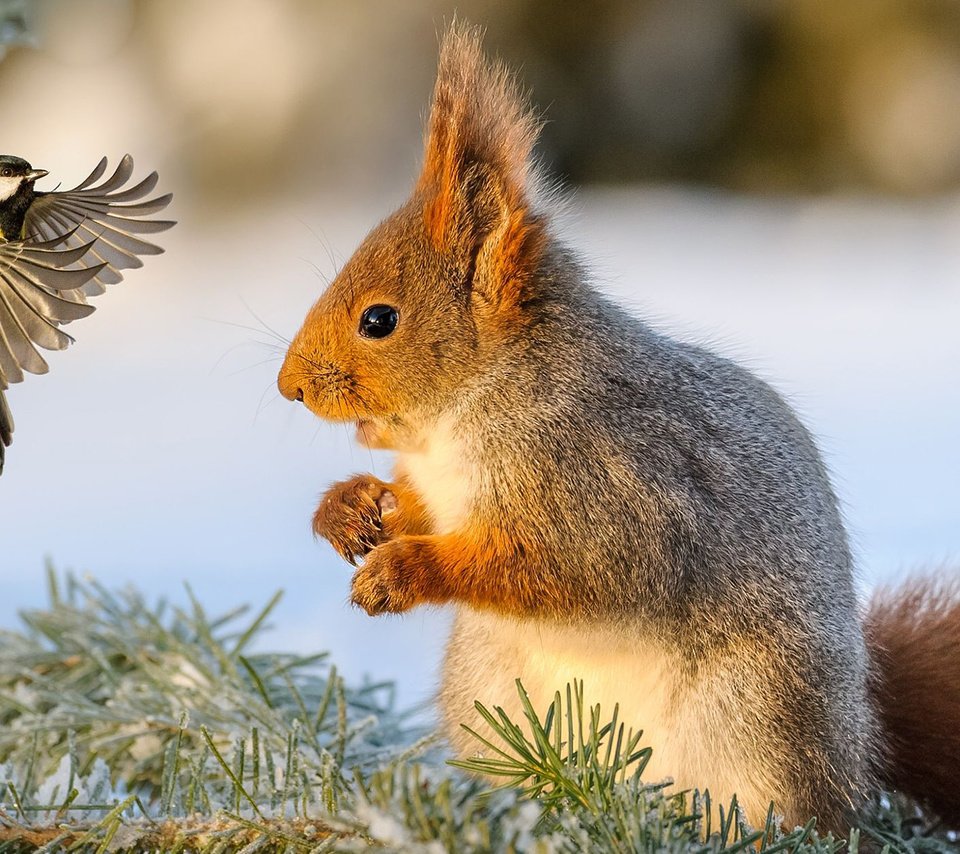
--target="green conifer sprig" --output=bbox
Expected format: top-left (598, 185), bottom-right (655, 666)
top-left (453, 679), bottom-right (823, 853)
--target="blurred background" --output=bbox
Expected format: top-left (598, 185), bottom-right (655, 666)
top-left (0, 0), bottom-right (957, 709)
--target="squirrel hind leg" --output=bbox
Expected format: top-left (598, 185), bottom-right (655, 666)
top-left (865, 571), bottom-right (960, 825)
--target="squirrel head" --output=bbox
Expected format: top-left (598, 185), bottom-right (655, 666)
top-left (278, 24), bottom-right (548, 447)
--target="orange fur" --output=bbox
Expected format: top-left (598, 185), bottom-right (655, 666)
top-left (350, 527), bottom-right (575, 617)
top-left (416, 24), bottom-right (546, 311)
top-left (276, 25), bottom-right (549, 427)
top-left (314, 474), bottom-right (432, 565)
top-left (478, 207), bottom-right (548, 312)
top-left (865, 574), bottom-right (960, 824)
top-left (418, 24), bottom-right (539, 237)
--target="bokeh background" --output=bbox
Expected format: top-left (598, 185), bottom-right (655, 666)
top-left (1, 0), bottom-right (958, 709)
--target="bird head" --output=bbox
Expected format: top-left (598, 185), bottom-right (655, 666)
top-left (0, 155), bottom-right (49, 202)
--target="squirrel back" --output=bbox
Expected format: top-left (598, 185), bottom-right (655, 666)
top-left (278, 24), bottom-right (960, 834)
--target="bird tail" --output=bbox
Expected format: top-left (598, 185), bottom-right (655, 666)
top-left (864, 573), bottom-right (960, 824)
top-left (0, 388), bottom-right (12, 475)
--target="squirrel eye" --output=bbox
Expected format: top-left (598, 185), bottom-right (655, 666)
top-left (359, 304), bottom-right (399, 339)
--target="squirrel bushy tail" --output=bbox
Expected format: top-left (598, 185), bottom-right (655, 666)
top-left (865, 574), bottom-right (960, 824)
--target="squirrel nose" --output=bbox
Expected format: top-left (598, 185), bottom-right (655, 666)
top-left (277, 365), bottom-right (305, 403)
top-left (279, 382), bottom-right (304, 403)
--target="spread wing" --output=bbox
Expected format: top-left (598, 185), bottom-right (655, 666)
top-left (0, 234), bottom-right (104, 473)
top-left (23, 154), bottom-right (175, 297)
top-left (1, 154), bottom-right (174, 474)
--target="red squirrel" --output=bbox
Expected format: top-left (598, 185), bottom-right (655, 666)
top-left (278, 24), bottom-right (960, 832)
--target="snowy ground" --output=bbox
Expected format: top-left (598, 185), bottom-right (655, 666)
top-left (2, 187), bottom-right (958, 709)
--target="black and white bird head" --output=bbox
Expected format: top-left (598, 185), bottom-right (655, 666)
top-left (0, 155), bottom-right (48, 202)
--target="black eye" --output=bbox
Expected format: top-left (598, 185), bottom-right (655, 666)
top-left (1, 169), bottom-right (11, 177)
top-left (359, 304), bottom-right (398, 339)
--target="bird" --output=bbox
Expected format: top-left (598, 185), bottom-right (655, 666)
top-left (0, 153), bottom-right (174, 475)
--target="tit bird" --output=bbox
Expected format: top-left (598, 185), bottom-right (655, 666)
top-left (0, 154), bottom-right (174, 474)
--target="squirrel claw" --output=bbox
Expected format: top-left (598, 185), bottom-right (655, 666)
top-left (351, 588), bottom-right (391, 616)
top-left (313, 475), bottom-right (395, 564)
top-left (349, 541), bottom-right (418, 616)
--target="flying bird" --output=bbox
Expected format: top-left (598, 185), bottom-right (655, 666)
top-left (0, 154), bottom-right (174, 474)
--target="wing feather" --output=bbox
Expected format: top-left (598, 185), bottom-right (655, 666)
top-left (97, 170), bottom-right (159, 201)
top-left (73, 156), bottom-right (109, 191)
top-left (0, 237), bottom-right (99, 392)
top-left (107, 195), bottom-right (175, 216)
top-left (0, 286), bottom-right (55, 377)
top-left (92, 154), bottom-right (135, 194)
top-left (23, 154), bottom-right (174, 292)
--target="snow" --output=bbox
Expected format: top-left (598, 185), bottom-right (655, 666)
top-left (27, 755), bottom-right (123, 821)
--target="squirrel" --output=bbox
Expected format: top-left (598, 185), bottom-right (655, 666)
top-left (278, 24), bottom-right (960, 833)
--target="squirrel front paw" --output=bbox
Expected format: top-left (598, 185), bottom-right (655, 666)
top-left (350, 539), bottom-right (429, 615)
top-left (313, 475), bottom-right (398, 565)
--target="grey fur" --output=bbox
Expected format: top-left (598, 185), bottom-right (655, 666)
top-left (440, 240), bottom-right (876, 828)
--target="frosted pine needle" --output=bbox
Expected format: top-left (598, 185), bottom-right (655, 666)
top-left (0, 570), bottom-right (950, 852)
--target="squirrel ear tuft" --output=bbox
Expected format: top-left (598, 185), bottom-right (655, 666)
top-left (417, 23), bottom-right (546, 307)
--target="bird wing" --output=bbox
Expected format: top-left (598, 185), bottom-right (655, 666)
top-left (0, 234), bottom-right (104, 383)
top-left (23, 154), bottom-right (175, 296)
top-left (0, 156), bottom-right (173, 474)
top-left (0, 234), bottom-right (105, 474)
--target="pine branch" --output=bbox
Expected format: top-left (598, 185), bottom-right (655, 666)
top-left (0, 813), bottom-right (341, 852)
top-left (0, 572), bottom-right (954, 853)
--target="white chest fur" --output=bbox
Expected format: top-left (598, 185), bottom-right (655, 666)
top-left (396, 417), bottom-right (475, 534)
